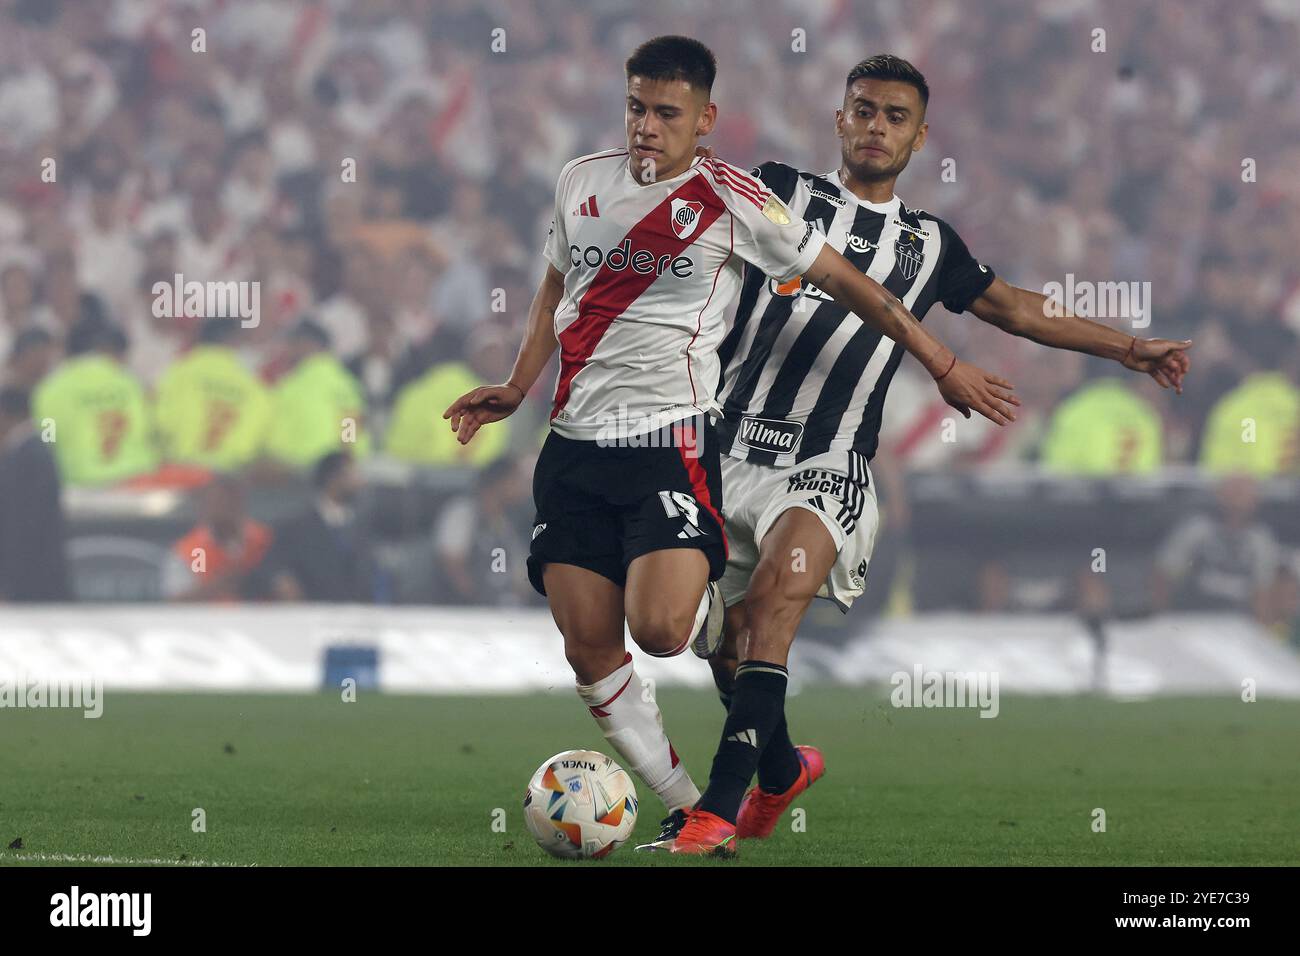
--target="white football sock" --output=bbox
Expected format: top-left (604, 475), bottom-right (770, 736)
top-left (575, 653), bottom-right (700, 813)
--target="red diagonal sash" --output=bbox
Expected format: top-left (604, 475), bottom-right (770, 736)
top-left (552, 174), bottom-right (727, 419)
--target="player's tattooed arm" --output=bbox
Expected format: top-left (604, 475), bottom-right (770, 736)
top-left (806, 244), bottom-right (1020, 426)
top-left (443, 264), bottom-right (564, 444)
top-left (969, 277), bottom-right (1192, 393)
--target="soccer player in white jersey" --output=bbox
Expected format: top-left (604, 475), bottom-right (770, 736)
top-left (444, 38), bottom-right (1019, 830)
top-left (653, 55), bottom-right (1193, 854)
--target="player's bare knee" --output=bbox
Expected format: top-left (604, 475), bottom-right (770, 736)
top-left (628, 590), bottom-right (701, 655)
top-left (628, 613), bottom-right (690, 656)
top-left (563, 641), bottom-right (597, 681)
top-left (563, 635), bottom-right (623, 685)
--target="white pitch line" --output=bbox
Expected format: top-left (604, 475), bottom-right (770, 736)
top-left (0, 851), bottom-right (252, 867)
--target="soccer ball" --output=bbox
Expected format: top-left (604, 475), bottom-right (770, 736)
top-left (523, 750), bottom-right (638, 859)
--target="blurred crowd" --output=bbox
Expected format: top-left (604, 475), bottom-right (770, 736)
top-left (0, 0), bottom-right (1298, 635)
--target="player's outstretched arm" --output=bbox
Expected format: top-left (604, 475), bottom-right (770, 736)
top-left (443, 263), bottom-right (565, 445)
top-left (968, 277), bottom-right (1192, 393)
top-left (806, 244), bottom-right (1020, 425)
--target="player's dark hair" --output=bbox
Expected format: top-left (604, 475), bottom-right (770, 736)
top-left (625, 35), bottom-right (716, 94)
top-left (846, 54), bottom-right (929, 110)
top-left (313, 450), bottom-right (353, 490)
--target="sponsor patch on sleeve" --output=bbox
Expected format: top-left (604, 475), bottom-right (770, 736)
top-left (762, 195), bottom-right (792, 225)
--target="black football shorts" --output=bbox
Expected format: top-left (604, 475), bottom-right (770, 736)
top-left (526, 415), bottom-right (727, 596)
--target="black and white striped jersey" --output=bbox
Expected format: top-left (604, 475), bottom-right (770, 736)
top-left (715, 161), bottom-right (995, 466)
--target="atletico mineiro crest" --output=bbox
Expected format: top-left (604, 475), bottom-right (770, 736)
top-left (895, 230), bottom-right (925, 281)
top-left (670, 198), bottom-right (705, 239)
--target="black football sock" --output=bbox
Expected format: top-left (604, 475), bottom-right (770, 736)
top-left (720, 673), bottom-right (797, 793)
top-left (756, 711), bottom-right (800, 794)
top-left (695, 661), bottom-right (789, 825)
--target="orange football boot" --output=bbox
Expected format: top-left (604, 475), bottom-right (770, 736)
top-left (668, 808), bottom-right (737, 856)
top-left (736, 745), bottom-right (825, 839)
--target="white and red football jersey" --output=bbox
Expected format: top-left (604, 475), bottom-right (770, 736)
top-left (542, 147), bottom-right (826, 440)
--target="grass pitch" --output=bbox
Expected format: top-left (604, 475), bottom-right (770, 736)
top-left (1, 688), bottom-right (1296, 866)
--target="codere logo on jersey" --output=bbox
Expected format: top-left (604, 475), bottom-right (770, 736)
top-left (569, 239), bottom-right (694, 278)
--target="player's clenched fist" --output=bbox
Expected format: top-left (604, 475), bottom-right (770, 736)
top-left (443, 382), bottom-right (525, 445)
top-left (934, 359), bottom-right (1020, 426)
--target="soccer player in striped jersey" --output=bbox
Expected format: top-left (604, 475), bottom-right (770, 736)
top-left (657, 55), bottom-right (1193, 854)
top-left (444, 38), bottom-right (1018, 834)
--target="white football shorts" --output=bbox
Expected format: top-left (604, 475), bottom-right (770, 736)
top-left (718, 448), bottom-right (880, 612)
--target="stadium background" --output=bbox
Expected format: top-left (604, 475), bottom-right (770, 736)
top-left (2, 0), bottom-right (1298, 627)
top-left (0, 0), bottom-right (1289, 686)
top-left (0, 0), bottom-right (1298, 867)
